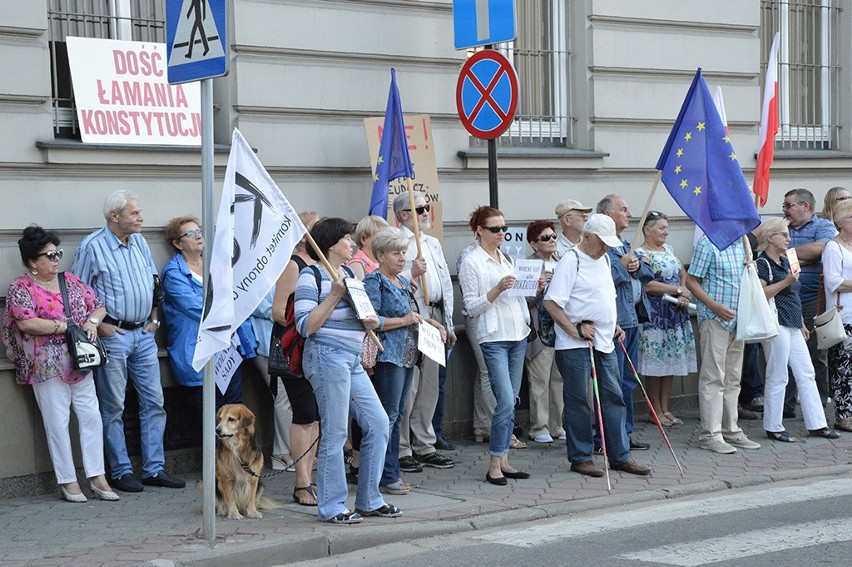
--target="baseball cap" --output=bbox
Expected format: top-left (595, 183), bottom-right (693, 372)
top-left (555, 199), bottom-right (593, 218)
top-left (583, 214), bottom-right (622, 248)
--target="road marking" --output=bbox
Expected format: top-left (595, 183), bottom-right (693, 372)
top-left (621, 518), bottom-right (852, 565)
top-left (476, 478), bottom-right (852, 548)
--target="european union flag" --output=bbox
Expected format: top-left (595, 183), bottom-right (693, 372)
top-left (368, 68), bottom-right (414, 217)
top-left (657, 69), bottom-right (760, 251)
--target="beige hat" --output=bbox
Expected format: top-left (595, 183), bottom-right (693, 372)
top-left (555, 199), bottom-right (593, 218)
top-left (583, 214), bottom-right (622, 248)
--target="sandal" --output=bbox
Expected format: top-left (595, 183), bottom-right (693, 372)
top-left (664, 412), bottom-right (684, 426)
top-left (293, 485), bottom-right (317, 506)
top-left (379, 480), bottom-right (410, 495)
top-left (808, 427), bottom-right (840, 439)
top-left (765, 430), bottom-right (797, 443)
top-left (652, 413), bottom-right (673, 427)
top-left (509, 435), bottom-right (527, 449)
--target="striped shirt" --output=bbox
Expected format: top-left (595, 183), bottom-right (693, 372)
top-left (294, 265), bottom-right (364, 348)
top-left (71, 227), bottom-right (157, 323)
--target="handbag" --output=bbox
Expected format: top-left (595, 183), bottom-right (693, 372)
top-left (58, 273), bottom-right (109, 370)
top-left (814, 241), bottom-right (848, 350)
top-left (361, 334), bottom-right (378, 369)
top-left (267, 321), bottom-right (290, 376)
top-left (735, 261), bottom-right (779, 343)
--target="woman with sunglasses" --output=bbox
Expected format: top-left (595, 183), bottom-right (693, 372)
top-left (524, 220), bottom-right (566, 443)
top-left (459, 206), bottom-right (530, 485)
top-left (3, 225), bottom-right (117, 503)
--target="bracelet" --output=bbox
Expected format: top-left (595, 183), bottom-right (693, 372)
top-left (150, 319), bottom-right (160, 328)
top-left (53, 320), bottom-right (61, 334)
top-left (575, 322), bottom-right (585, 340)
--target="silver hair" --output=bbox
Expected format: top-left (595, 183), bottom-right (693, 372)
top-left (371, 227), bottom-right (410, 258)
top-left (596, 195), bottom-right (617, 214)
top-left (103, 190), bottom-right (139, 220)
top-left (392, 191), bottom-right (426, 221)
top-left (753, 217), bottom-right (789, 252)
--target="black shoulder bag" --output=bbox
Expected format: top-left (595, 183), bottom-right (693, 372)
top-left (58, 272), bottom-right (109, 370)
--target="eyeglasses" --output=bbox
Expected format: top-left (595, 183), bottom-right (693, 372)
top-left (38, 249), bottom-right (63, 261)
top-left (836, 196), bottom-right (852, 201)
top-left (483, 225), bottom-right (509, 234)
top-left (404, 205), bottom-right (431, 215)
top-left (772, 232), bottom-right (791, 238)
top-left (537, 234), bottom-right (557, 242)
top-left (781, 202), bottom-right (800, 210)
top-left (181, 229), bottom-right (203, 239)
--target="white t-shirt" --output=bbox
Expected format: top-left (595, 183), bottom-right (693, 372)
top-left (544, 248), bottom-right (617, 352)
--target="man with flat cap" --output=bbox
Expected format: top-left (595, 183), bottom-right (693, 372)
top-left (555, 199), bottom-right (593, 257)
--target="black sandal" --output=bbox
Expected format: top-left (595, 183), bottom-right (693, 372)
top-left (293, 486), bottom-right (317, 506)
top-left (765, 430), bottom-right (796, 443)
top-left (808, 427), bottom-right (840, 439)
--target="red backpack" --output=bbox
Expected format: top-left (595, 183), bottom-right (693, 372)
top-left (278, 265), bottom-right (321, 377)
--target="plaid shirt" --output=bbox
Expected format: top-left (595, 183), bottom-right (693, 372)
top-left (688, 237), bottom-right (745, 332)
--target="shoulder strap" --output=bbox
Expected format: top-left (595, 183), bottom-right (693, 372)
top-left (759, 257), bottom-right (773, 284)
top-left (57, 272), bottom-right (73, 321)
top-left (292, 255), bottom-right (308, 272)
top-left (570, 248), bottom-right (580, 273)
top-left (308, 265), bottom-right (322, 302)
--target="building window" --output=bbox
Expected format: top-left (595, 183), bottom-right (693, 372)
top-left (471, 0), bottom-right (570, 147)
top-left (760, 0), bottom-right (840, 150)
top-left (47, 0), bottom-right (165, 138)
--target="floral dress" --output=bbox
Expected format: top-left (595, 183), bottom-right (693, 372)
top-left (636, 244), bottom-right (697, 377)
top-left (2, 273), bottom-right (102, 385)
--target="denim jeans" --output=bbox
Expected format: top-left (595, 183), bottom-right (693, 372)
top-left (94, 328), bottom-right (166, 479)
top-left (372, 362), bottom-right (414, 486)
top-left (555, 347), bottom-right (630, 465)
top-left (616, 326), bottom-right (639, 436)
top-left (480, 339), bottom-right (526, 457)
top-left (303, 337), bottom-right (389, 521)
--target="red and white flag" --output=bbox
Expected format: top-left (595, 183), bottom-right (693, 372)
top-left (753, 32), bottom-right (780, 209)
top-left (713, 86), bottom-right (729, 133)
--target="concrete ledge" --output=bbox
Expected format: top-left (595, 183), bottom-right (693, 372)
top-left (662, 480), bottom-right (728, 498)
top-left (724, 475), bottom-right (773, 489)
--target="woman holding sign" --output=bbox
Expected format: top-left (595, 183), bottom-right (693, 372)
top-left (295, 218), bottom-right (397, 524)
top-left (459, 207), bottom-right (530, 486)
top-left (365, 227), bottom-right (446, 496)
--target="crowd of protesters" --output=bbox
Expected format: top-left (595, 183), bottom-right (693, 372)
top-left (4, 186), bottom-right (848, 523)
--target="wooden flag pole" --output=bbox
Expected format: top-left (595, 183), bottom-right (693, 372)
top-left (405, 178), bottom-right (430, 305)
top-left (305, 232), bottom-right (383, 351)
top-left (628, 170), bottom-right (664, 256)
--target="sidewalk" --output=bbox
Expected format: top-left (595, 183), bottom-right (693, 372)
top-left (1, 409), bottom-right (850, 567)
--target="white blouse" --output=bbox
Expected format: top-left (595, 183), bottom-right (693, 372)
top-left (822, 240), bottom-right (852, 324)
top-left (459, 245), bottom-right (530, 344)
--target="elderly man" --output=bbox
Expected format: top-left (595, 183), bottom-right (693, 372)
top-left (783, 188), bottom-right (835, 415)
top-left (72, 190), bottom-right (185, 492)
top-left (555, 199), bottom-right (593, 257)
top-left (685, 236), bottom-right (761, 454)
top-left (392, 192), bottom-right (456, 471)
top-left (544, 214), bottom-right (650, 477)
top-left (597, 195), bottom-right (654, 451)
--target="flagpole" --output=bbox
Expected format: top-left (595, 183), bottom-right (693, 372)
top-left (304, 233), bottom-right (384, 351)
top-left (628, 170), bottom-right (663, 256)
top-left (405, 178), bottom-right (430, 305)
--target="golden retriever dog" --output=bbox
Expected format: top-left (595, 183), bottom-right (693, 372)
top-left (215, 403), bottom-right (281, 519)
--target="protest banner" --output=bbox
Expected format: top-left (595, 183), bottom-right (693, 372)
top-left (508, 259), bottom-right (542, 297)
top-left (418, 321), bottom-right (446, 366)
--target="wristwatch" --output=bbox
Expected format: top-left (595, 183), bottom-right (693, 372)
top-left (675, 286), bottom-right (682, 296)
top-left (89, 317), bottom-right (100, 326)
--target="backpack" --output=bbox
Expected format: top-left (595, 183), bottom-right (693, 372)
top-left (270, 264), bottom-right (321, 377)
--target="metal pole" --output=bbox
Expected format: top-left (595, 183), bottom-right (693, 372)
top-left (486, 44), bottom-right (498, 209)
top-left (200, 78), bottom-right (216, 541)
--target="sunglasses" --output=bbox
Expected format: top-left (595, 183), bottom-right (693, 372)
top-left (483, 225), bottom-right (509, 234)
top-left (648, 210), bottom-right (663, 217)
top-left (537, 234), bottom-right (557, 242)
top-left (38, 249), bottom-right (63, 261)
top-left (181, 229), bottom-right (203, 239)
top-left (404, 205), bottom-right (431, 215)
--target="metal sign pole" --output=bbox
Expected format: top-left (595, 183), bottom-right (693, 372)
top-left (486, 44), bottom-right (498, 209)
top-left (200, 78), bottom-right (216, 541)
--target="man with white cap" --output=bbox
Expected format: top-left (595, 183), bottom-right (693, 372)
top-left (555, 199), bottom-right (593, 257)
top-left (543, 214), bottom-right (651, 477)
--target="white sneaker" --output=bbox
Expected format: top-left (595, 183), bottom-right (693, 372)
top-left (698, 438), bottom-right (737, 454)
top-left (724, 435), bottom-right (761, 450)
top-left (556, 432), bottom-right (567, 440)
top-left (532, 433), bottom-right (554, 443)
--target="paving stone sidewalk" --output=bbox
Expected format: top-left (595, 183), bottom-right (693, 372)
top-left (1, 410), bottom-right (850, 567)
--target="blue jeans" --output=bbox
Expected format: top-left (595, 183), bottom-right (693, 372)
top-left (372, 362), bottom-right (414, 486)
top-left (617, 327), bottom-right (639, 437)
top-left (94, 328), bottom-right (166, 479)
top-left (303, 337), bottom-right (389, 521)
top-left (555, 347), bottom-right (630, 465)
top-left (480, 340), bottom-right (526, 457)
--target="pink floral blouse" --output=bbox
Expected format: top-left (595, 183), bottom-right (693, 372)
top-left (2, 273), bottom-right (103, 385)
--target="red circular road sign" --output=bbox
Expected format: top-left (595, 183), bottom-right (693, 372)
top-left (456, 50), bottom-right (519, 140)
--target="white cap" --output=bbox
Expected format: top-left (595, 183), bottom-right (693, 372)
top-left (583, 214), bottom-right (622, 248)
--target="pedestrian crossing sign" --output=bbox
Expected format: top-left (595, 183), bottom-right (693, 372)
top-left (165, 0), bottom-right (229, 84)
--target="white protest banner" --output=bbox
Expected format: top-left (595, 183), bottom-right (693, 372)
top-left (193, 128), bottom-right (308, 371)
top-left (508, 259), bottom-right (543, 297)
top-left (345, 278), bottom-right (378, 320)
top-left (417, 322), bottom-right (446, 366)
top-left (66, 37), bottom-right (201, 145)
top-left (214, 337), bottom-right (242, 396)
top-left (500, 226), bottom-right (528, 260)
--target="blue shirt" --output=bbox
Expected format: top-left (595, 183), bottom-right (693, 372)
top-left (364, 271), bottom-right (417, 366)
top-left (756, 252), bottom-right (803, 329)
top-left (71, 227), bottom-right (157, 323)
top-left (606, 237), bottom-right (654, 328)
top-left (250, 288), bottom-right (275, 357)
top-left (788, 215), bottom-right (835, 304)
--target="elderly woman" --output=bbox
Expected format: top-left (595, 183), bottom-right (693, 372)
top-left (524, 220), bottom-right (565, 444)
top-left (161, 216), bottom-right (257, 419)
top-left (296, 217), bottom-right (396, 524)
top-left (755, 217), bottom-right (839, 441)
top-left (822, 199), bottom-right (852, 433)
top-left (2, 226), bottom-right (117, 503)
top-left (459, 206), bottom-right (530, 485)
top-left (347, 215), bottom-right (389, 280)
top-left (635, 211), bottom-right (697, 426)
top-left (365, 227), bottom-right (445, 496)
top-left (823, 186), bottom-right (851, 224)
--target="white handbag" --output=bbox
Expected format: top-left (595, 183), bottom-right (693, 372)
top-left (814, 241), bottom-right (848, 350)
top-left (735, 261), bottom-right (779, 343)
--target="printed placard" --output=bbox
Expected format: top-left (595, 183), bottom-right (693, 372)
top-left (507, 259), bottom-right (543, 297)
top-left (786, 248), bottom-right (801, 275)
top-left (345, 278), bottom-right (378, 320)
top-left (417, 321), bottom-right (446, 366)
top-left (214, 337), bottom-right (242, 396)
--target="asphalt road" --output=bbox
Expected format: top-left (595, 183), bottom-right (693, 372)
top-left (284, 476), bottom-right (852, 567)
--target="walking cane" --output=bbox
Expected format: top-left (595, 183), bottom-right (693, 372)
top-left (618, 340), bottom-right (685, 476)
top-left (588, 341), bottom-right (612, 493)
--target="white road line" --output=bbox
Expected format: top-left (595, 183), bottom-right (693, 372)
top-left (475, 478), bottom-right (852, 548)
top-left (620, 518), bottom-right (852, 565)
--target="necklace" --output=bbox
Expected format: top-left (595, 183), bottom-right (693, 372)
top-left (31, 273), bottom-right (57, 286)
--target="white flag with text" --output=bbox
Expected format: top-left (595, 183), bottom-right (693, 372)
top-left (192, 128), bottom-right (307, 371)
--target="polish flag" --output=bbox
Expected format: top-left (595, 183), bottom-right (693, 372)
top-left (753, 32), bottom-right (780, 209)
top-left (713, 86), bottom-right (729, 133)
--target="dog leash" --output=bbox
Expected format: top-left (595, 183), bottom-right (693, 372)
top-left (236, 435), bottom-right (321, 479)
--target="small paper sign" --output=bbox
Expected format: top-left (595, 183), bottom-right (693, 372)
top-left (507, 259), bottom-right (543, 296)
top-left (345, 278), bottom-right (378, 320)
top-left (786, 248), bottom-right (801, 275)
top-left (417, 321), bottom-right (446, 366)
top-left (214, 337), bottom-right (242, 396)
